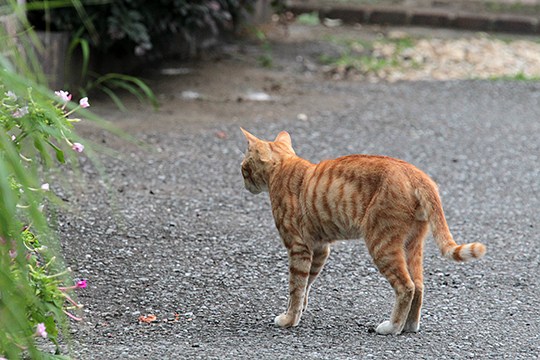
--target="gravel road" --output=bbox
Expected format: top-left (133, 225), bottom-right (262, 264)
top-left (56, 24), bottom-right (540, 360)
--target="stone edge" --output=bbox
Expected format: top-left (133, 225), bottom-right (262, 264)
top-left (287, 4), bottom-right (540, 34)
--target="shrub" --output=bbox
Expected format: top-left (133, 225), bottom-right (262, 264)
top-left (27, 0), bottom-right (261, 56)
top-left (0, 72), bottom-right (89, 358)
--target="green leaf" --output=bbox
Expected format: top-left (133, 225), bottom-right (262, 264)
top-left (44, 315), bottom-right (59, 340)
top-left (67, 34), bottom-right (91, 84)
top-left (92, 73), bottom-right (159, 109)
top-left (45, 139), bottom-right (65, 164)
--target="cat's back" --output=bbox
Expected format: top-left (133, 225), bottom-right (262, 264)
top-left (304, 154), bottom-right (432, 201)
top-left (333, 153), bottom-right (413, 168)
top-left (298, 154), bottom-right (428, 240)
top-left (314, 154), bottom-right (426, 180)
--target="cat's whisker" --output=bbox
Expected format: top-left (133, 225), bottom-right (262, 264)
top-left (235, 145), bottom-right (245, 158)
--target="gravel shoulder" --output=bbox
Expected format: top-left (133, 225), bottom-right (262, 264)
top-left (57, 23), bottom-right (540, 359)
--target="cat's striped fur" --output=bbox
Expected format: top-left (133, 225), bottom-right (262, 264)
top-left (240, 129), bottom-right (486, 335)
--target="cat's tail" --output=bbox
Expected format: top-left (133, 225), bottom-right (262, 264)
top-left (415, 185), bottom-right (486, 262)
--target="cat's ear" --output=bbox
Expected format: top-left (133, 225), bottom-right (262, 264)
top-left (275, 131), bottom-right (295, 153)
top-left (240, 127), bottom-right (259, 147)
top-left (274, 131), bottom-right (292, 146)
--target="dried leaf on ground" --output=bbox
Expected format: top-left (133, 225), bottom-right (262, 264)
top-left (138, 314), bottom-right (157, 323)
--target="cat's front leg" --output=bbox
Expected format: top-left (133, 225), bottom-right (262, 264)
top-left (275, 243), bottom-right (312, 328)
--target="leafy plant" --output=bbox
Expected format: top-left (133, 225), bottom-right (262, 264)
top-left (27, 0), bottom-right (262, 56)
top-left (1, 2), bottom-right (96, 357)
top-left (0, 77), bottom-right (90, 358)
top-left (26, 1), bottom-right (267, 109)
top-left (20, 1), bottom-right (280, 110)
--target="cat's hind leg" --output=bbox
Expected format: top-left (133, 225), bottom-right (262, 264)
top-left (303, 244), bottom-right (330, 312)
top-left (275, 240), bottom-right (312, 328)
top-left (403, 221), bottom-right (429, 333)
top-left (368, 234), bottom-right (415, 335)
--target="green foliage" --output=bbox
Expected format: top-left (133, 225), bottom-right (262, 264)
top-left (254, 29), bottom-right (273, 68)
top-left (21, 1), bottom-right (269, 110)
top-left (296, 12), bottom-right (320, 26)
top-left (0, 86), bottom-right (78, 162)
top-left (27, 0), bottom-right (262, 55)
top-left (90, 72), bottom-right (159, 111)
top-left (488, 72), bottom-right (540, 82)
top-left (388, 36), bottom-right (414, 52)
top-left (0, 74), bottom-right (88, 359)
top-left (318, 35), bottom-right (415, 76)
top-left (1, 3), bottom-right (91, 357)
top-left (67, 35), bottom-right (158, 110)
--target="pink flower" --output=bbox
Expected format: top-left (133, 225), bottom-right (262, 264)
top-left (9, 249), bottom-right (17, 259)
top-left (36, 323), bottom-right (47, 338)
top-left (76, 279), bottom-right (87, 289)
top-left (71, 142), bottom-right (84, 153)
top-left (12, 106), bottom-right (28, 118)
top-left (55, 90), bottom-right (72, 103)
top-left (79, 97), bottom-right (90, 108)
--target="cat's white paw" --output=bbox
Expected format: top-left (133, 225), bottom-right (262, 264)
top-left (403, 322), bottom-right (420, 333)
top-left (274, 313), bottom-right (299, 328)
top-left (375, 320), bottom-right (401, 335)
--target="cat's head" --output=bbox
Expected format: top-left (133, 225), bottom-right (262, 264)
top-left (240, 128), bottom-right (295, 194)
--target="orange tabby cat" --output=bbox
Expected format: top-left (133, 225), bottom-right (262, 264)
top-left (240, 128), bottom-right (486, 335)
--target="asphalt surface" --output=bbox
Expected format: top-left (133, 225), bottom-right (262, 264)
top-left (55, 32), bottom-right (540, 359)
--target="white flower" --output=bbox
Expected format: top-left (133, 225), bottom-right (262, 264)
top-left (5, 90), bottom-right (17, 100)
top-left (79, 97), bottom-right (90, 108)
